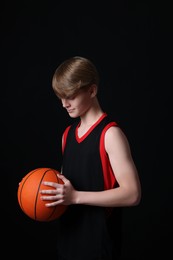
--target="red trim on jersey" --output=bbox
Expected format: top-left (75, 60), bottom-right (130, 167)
top-left (62, 118), bottom-right (118, 191)
top-left (62, 125), bottom-right (71, 154)
top-left (99, 122), bottom-right (118, 190)
top-left (75, 113), bottom-right (107, 143)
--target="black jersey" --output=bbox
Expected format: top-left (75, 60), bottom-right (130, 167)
top-left (56, 113), bottom-right (122, 260)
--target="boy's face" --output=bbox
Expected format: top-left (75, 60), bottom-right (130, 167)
top-left (60, 86), bottom-right (96, 118)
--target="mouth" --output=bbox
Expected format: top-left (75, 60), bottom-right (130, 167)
top-left (67, 109), bottom-right (74, 113)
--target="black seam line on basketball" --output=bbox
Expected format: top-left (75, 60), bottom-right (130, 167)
top-left (45, 169), bottom-right (57, 221)
top-left (47, 168), bottom-right (58, 221)
top-left (50, 169), bottom-right (67, 220)
top-left (20, 169), bottom-right (38, 213)
top-left (52, 168), bottom-right (61, 184)
top-left (44, 169), bottom-right (65, 221)
top-left (35, 169), bottom-right (50, 220)
top-left (35, 168), bottom-right (58, 221)
top-left (46, 169), bottom-right (61, 221)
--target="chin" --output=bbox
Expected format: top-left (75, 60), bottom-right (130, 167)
top-left (68, 112), bottom-right (79, 118)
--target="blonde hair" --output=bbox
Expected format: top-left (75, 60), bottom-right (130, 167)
top-left (52, 56), bottom-right (99, 99)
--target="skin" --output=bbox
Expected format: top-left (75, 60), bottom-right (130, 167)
top-left (40, 84), bottom-right (141, 207)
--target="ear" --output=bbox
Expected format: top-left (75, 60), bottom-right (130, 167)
top-left (89, 84), bottom-right (97, 97)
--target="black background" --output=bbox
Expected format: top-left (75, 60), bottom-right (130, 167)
top-left (1, 1), bottom-right (172, 259)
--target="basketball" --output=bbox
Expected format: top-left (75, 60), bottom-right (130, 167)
top-left (17, 167), bottom-right (67, 222)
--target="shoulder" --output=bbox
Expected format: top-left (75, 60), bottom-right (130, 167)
top-left (105, 125), bottom-right (126, 139)
top-left (104, 125), bottom-right (131, 155)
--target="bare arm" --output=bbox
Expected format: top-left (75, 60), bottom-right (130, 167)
top-left (74, 126), bottom-right (141, 207)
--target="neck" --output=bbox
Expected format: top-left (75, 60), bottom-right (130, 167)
top-left (79, 98), bottom-right (104, 127)
top-left (80, 112), bottom-right (105, 128)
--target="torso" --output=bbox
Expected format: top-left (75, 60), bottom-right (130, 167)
top-left (56, 113), bottom-right (121, 260)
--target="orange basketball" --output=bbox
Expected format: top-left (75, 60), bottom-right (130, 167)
top-left (17, 167), bottom-right (67, 222)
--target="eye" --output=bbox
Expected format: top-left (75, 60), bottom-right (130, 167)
top-left (67, 94), bottom-right (77, 100)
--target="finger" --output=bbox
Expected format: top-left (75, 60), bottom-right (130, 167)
top-left (45, 200), bottom-right (64, 207)
top-left (40, 189), bottom-right (58, 195)
top-left (40, 194), bottom-right (64, 204)
top-left (42, 181), bottom-right (61, 188)
top-left (41, 194), bottom-right (62, 201)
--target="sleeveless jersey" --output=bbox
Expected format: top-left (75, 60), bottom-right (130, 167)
top-left (56, 113), bottom-right (122, 260)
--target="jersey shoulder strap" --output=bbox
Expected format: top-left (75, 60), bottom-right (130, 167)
top-left (62, 125), bottom-right (71, 153)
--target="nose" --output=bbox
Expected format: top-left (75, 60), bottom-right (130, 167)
top-left (61, 99), bottom-right (70, 108)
